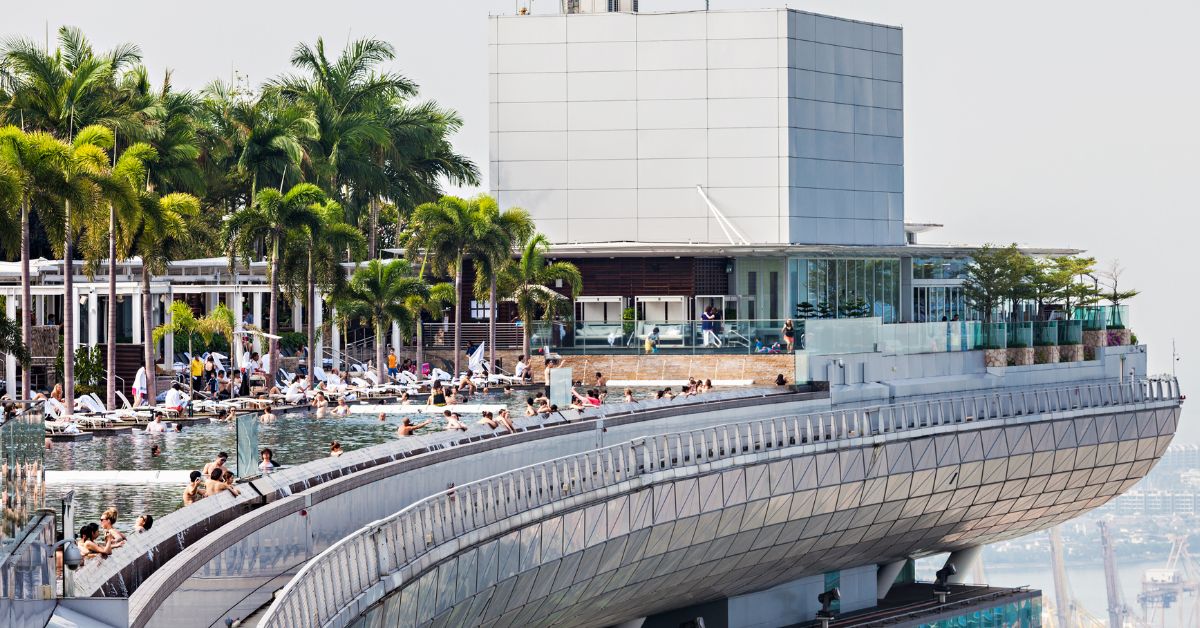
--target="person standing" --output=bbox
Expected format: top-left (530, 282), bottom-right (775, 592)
top-left (701, 306), bottom-right (722, 348)
top-left (781, 319), bottom-right (796, 352)
top-left (386, 349), bottom-right (398, 382)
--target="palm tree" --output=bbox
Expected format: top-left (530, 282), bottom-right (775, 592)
top-left (408, 195), bottom-right (486, 376)
top-left (279, 199), bottom-right (364, 384)
top-left (233, 91), bottom-right (316, 203)
top-left (0, 309), bottom-right (30, 370)
top-left (334, 259), bottom-right (428, 385)
top-left (131, 192), bottom-right (200, 405)
top-left (469, 196), bottom-right (533, 374)
top-left (53, 126), bottom-right (113, 412)
top-left (405, 281), bottom-right (455, 376)
top-left (83, 141), bottom-right (154, 409)
top-left (0, 127), bottom-right (64, 399)
top-left (500, 233), bottom-right (582, 357)
top-left (224, 183), bottom-right (325, 383)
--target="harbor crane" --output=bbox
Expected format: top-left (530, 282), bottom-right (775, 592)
top-left (1098, 520), bottom-right (1143, 628)
top-left (1048, 526), bottom-right (1107, 627)
top-left (1139, 533), bottom-right (1200, 627)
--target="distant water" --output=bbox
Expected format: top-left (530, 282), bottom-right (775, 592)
top-left (920, 556), bottom-right (1195, 627)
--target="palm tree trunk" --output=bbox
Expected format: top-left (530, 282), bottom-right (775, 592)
top-left (20, 200), bottom-right (31, 401)
top-left (415, 318), bottom-right (424, 374)
top-left (306, 248), bottom-right (315, 387)
top-left (142, 266), bottom-right (156, 406)
top-left (63, 200), bottom-right (75, 414)
top-left (489, 277), bottom-right (497, 377)
top-left (368, 196), bottom-right (379, 260)
top-left (522, 312), bottom-right (531, 360)
top-left (453, 258), bottom-right (463, 376)
top-left (106, 204), bottom-right (117, 410)
top-left (375, 319), bottom-right (386, 385)
top-left (267, 236), bottom-right (280, 384)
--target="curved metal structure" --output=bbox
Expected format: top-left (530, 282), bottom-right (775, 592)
top-left (261, 379), bottom-right (1183, 628)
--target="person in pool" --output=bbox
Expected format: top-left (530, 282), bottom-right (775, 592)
top-left (444, 411), bottom-right (468, 432)
top-left (397, 416), bottom-right (431, 436)
top-left (332, 397), bottom-right (351, 417)
top-left (311, 392), bottom-right (329, 418)
top-left (427, 382), bottom-right (448, 407)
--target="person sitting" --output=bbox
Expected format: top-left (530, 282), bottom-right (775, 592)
top-left (164, 383), bottom-right (188, 413)
top-left (397, 416), bottom-right (431, 436)
top-left (426, 382), bottom-right (448, 407)
top-left (514, 355), bottom-right (530, 382)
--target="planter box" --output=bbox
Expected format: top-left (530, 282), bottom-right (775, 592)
top-left (985, 349), bottom-right (1008, 368)
top-left (1007, 347), bottom-right (1034, 366)
top-left (1034, 345), bottom-right (1060, 365)
top-left (1107, 329), bottom-right (1132, 347)
top-left (1059, 344), bottom-right (1084, 362)
top-left (1083, 330), bottom-right (1107, 360)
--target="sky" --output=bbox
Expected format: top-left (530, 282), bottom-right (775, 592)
top-left (7, 0), bottom-right (1198, 438)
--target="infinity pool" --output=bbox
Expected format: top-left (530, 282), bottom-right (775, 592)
top-left (48, 387), bottom-right (687, 532)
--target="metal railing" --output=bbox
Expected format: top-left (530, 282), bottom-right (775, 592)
top-left (259, 378), bottom-right (1181, 628)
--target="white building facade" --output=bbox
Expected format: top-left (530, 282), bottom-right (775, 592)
top-left (489, 8), bottom-right (904, 246)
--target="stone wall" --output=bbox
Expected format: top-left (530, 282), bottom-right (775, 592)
top-left (393, 348), bottom-right (793, 385)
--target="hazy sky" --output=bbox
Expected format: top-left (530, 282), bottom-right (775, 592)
top-left (8, 1), bottom-right (1197, 438)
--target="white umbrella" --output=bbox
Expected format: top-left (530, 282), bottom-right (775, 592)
top-left (468, 342), bottom-right (486, 374)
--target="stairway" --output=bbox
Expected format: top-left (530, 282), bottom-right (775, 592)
top-left (98, 344), bottom-right (146, 393)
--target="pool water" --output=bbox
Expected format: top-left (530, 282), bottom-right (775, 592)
top-left (49, 387), bottom-right (690, 531)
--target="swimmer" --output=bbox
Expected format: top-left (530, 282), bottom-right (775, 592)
top-left (397, 417), bottom-right (431, 436)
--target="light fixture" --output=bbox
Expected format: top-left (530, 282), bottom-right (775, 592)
top-left (78, 295), bottom-right (88, 305)
top-left (816, 588), bottom-right (840, 618)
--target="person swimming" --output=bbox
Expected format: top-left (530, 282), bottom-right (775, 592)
top-left (427, 382), bottom-right (448, 407)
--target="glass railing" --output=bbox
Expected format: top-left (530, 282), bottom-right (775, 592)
top-left (1058, 319), bottom-right (1083, 345)
top-left (1033, 321), bottom-right (1058, 347)
top-left (527, 318), bottom-right (796, 355)
top-left (1075, 306), bottom-right (1108, 331)
top-left (1105, 305), bottom-right (1130, 330)
top-left (1007, 321), bottom-right (1033, 349)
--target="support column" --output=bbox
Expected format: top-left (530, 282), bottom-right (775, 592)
top-left (944, 546), bottom-right (983, 584)
top-left (252, 292), bottom-right (263, 353)
top-left (293, 297), bottom-right (303, 332)
top-left (314, 291), bottom-right (324, 367)
top-left (5, 294), bottom-right (16, 397)
top-left (331, 306), bottom-right (341, 372)
top-left (35, 294), bottom-right (45, 325)
top-left (87, 291), bottom-right (98, 347)
top-left (71, 288), bottom-right (81, 353)
top-left (232, 291), bottom-right (244, 371)
top-left (163, 287), bottom-right (174, 365)
top-left (391, 322), bottom-right (400, 357)
top-left (132, 290), bottom-right (143, 344)
top-left (877, 559), bottom-right (908, 599)
top-left (206, 290), bottom-right (218, 314)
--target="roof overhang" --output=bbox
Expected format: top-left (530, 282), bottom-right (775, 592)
top-left (541, 241), bottom-right (1083, 259)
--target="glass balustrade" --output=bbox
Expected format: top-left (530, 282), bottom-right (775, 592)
top-left (1033, 321), bottom-right (1058, 347)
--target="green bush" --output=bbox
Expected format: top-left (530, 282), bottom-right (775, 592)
top-left (280, 331), bottom-right (307, 351)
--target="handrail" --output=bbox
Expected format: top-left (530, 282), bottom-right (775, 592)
top-left (259, 377), bottom-right (1182, 628)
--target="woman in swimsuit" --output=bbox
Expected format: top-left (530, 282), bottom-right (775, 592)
top-left (427, 382), bottom-right (448, 407)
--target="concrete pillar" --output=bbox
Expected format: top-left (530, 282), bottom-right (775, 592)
top-left (391, 322), bottom-right (401, 357)
top-left (86, 290), bottom-right (98, 347)
top-left (293, 297), bottom-right (303, 332)
top-left (877, 559), bottom-right (908, 599)
top-left (71, 288), bottom-right (81, 353)
top-left (252, 293), bottom-right (263, 353)
top-left (899, 256), bottom-right (913, 323)
top-left (314, 291), bottom-right (324, 366)
top-left (232, 291), bottom-right (244, 371)
top-left (35, 294), bottom-right (45, 325)
top-left (163, 288), bottom-right (174, 364)
top-left (331, 306), bottom-right (341, 372)
top-left (132, 290), bottom-right (143, 343)
top-left (944, 546), bottom-right (983, 584)
top-left (5, 294), bottom-right (16, 396)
